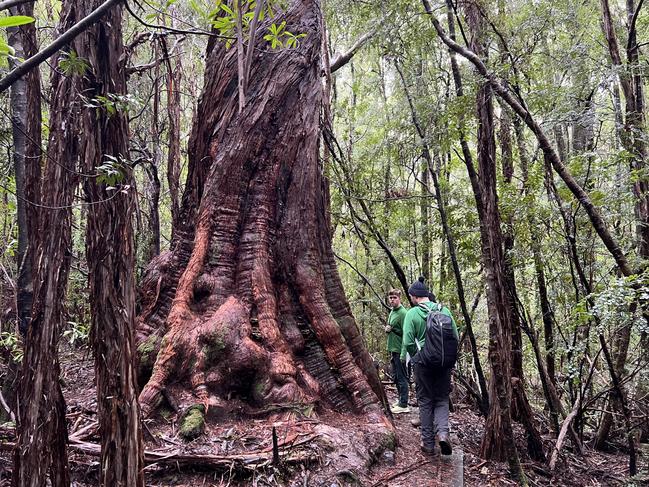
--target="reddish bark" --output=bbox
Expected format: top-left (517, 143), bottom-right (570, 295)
top-left (499, 105), bottom-right (545, 461)
top-left (136, 0), bottom-right (387, 425)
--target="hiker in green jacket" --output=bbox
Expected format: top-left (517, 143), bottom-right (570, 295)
top-left (385, 289), bottom-right (409, 414)
top-left (401, 276), bottom-right (459, 456)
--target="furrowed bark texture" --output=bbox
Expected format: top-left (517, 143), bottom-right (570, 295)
top-left (12, 1), bottom-right (76, 484)
top-left (79, 1), bottom-right (144, 485)
top-left (136, 0), bottom-right (386, 421)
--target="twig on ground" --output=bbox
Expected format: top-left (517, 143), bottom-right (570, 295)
top-left (370, 459), bottom-right (431, 487)
top-left (69, 420), bottom-right (98, 441)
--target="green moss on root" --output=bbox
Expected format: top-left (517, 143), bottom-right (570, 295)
top-left (137, 334), bottom-right (161, 370)
top-left (179, 404), bottom-right (206, 440)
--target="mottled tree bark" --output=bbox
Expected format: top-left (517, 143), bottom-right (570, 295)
top-left (78, 1), bottom-right (144, 484)
top-left (3, 0), bottom-right (40, 426)
top-left (136, 0), bottom-right (387, 427)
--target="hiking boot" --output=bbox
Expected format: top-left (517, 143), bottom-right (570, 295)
top-left (420, 444), bottom-right (436, 456)
top-left (438, 434), bottom-right (452, 455)
top-left (390, 404), bottom-right (410, 414)
top-left (410, 417), bottom-right (421, 427)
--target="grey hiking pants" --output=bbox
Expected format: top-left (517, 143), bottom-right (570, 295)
top-left (414, 364), bottom-right (452, 449)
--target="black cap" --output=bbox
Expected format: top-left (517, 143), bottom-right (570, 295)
top-left (408, 276), bottom-right (429, 297)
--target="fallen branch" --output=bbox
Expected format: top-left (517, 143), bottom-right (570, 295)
top-left (370, 459), bottom-right (431, 487)
top-left (1, 433), bottom-right (321, 472)
top-left (69, 420), bottom-right (98, 441)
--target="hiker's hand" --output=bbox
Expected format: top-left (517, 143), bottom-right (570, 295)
top-left (384, 325), bottom-right (392, 333)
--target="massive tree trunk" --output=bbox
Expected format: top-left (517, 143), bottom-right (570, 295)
top-left (79, 1), bottom-right (144, 484)
top-left (136, 0), bottom-right (386, 426)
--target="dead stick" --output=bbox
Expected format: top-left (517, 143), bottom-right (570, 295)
top-left (272, 426), bottom-right (280, 465)
top-left (370, 459), bottom-right (431, 487)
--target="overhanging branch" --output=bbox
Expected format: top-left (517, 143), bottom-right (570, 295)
top-left (0, 0), bottom-right (123, 94)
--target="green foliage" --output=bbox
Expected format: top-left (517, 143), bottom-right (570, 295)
top-left (82, 92), bottom-right (142, 116)
top-left (58, 50), bottom-right (89, 76)
top-left (62, 321), bottom-right (90, 347)
top-left (0, 15), bottom-right (35, 28)
top-left (208, 0), bottom-right (304, 49)
top-left (0, 15), bottom-right (35, 62)
top-left (0, 331), bottom-right (23, 363)
top-left (590, 273), bottom-right (649, 335)
top-left (96, 155), bottom-right (128, 186)
top-left (263, 21), bottom-right (306, 49)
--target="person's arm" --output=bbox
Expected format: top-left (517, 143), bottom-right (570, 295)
top-left (385, 310), bottom-right (393, 333)
top-left (400, 312), bottom-right (414, 361)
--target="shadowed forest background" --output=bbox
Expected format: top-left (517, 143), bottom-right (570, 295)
top-left (0, 0), bottom-right (647, 485)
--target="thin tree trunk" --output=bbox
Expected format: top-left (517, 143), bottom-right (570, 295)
top-left (595, 0), bottom-right (647, 451)
top-left (515, 118), bottom-right (560, 431)
top-left (453, 2), bottom-right (525, 479)
top-left (161, 34), bottom-right (182, 233)
top-left (12, 0), bottom-right (75, 483)
top-left (3, 0), bottom-right (40, 424)
top-left (8, 0), bottom-right (40, 337)
top-left (499, 104), bottom-right (545, 461)
top-left (146, 43), bottom-right (161, 261)
top-left (79, 1), bottom-right (144, 484)
top-left (420, 157), bottom-right (431, 281)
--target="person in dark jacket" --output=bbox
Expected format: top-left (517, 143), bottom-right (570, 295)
top-left (401, 276), bottom-right (458, 456)
top-left (385, 289), bottom-right (409, 413)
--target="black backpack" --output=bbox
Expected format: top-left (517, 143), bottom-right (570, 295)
top-left (413, 303), bottom-right (458, 369)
